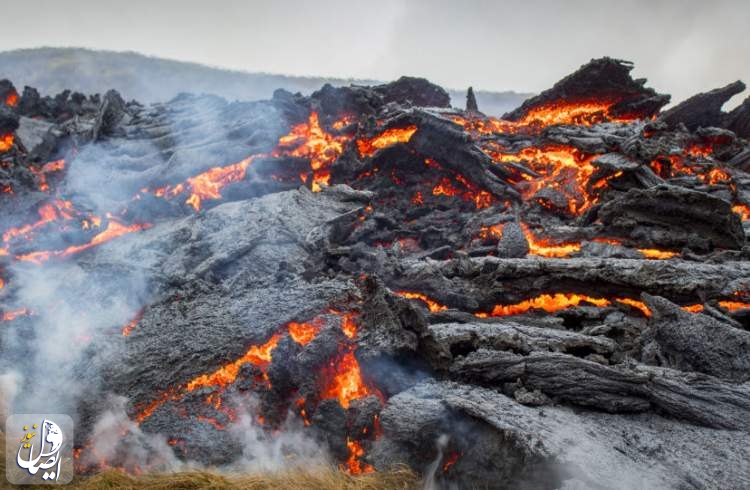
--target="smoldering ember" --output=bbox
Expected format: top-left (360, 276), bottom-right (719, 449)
top-left (2, 57), bottom-right (750, 488)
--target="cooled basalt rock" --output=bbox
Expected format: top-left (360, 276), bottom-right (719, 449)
top-left (598, 184), bottom-right (745, 251)
top-left (659, 80), bottom-right (746, 131)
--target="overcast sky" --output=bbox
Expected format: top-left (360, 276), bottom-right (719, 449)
top-left (1, 0), bottom-right (748, 104)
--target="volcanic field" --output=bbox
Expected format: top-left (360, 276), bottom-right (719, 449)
top-left (2, 58), bottom-right (750, 488)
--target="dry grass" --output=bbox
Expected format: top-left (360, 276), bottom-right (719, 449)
top-left (0, 430), bottom-right (419, 489)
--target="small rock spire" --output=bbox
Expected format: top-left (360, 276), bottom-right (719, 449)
top-left (466, 86), bottom-right (479, 113)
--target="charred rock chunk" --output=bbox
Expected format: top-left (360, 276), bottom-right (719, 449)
top-left (503, 57), bottom-right (669, 121)
top-left (642, 294), bottom-right (750, 382)
top-left (375, 76), bottom-right (451, 108)
top-left (725, 94), bottom-right (750, 138)
top-left (598, 184), bottom-right (745, 251)
top-left (496, 221), bottom-right (529, 258)
top-left (659, 80), bottom-right (746, 131)
top-left (93, 89), bottom-right (127, 139)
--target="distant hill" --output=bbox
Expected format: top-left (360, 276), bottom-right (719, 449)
top-left (0, 47), bottom-right (531, 116)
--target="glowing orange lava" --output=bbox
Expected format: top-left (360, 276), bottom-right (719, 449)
top-left (1, 308), bottom-right (31, 322)
top-left (451, 99), bottom-right (639, 137)
top-left (288, 320), bottom-right (322, 346)
top-left (30, 159), bottom-right (66, 192)
top-left (186, 333), bottom-right (281, 392)
top-left (343, 438), bottom-right (374, 475)
top-left (732, 204), bottom-right (750, 221)
top-left (338, 311), bottom-right (359, 339)
top-left (718, 300), bottom-right (750, 311)
top-left (2, 200), bottom-right (75, 244)
top-left (682, 304), bottom-right (704, 313)
top-left (515, 100), bottom-right (637, 127)
top-left (273, 112), bottom-right (351, 192)
top-left (395, 291), bottom-right (448, 312)
top-left (121, 310), bottom-right (144, 337)
top-left (478, 223), bottom-right (504, 241)
top-left (431, 175), bottom-right (494, 209)
top-left (15, 218), bottom-right (152, 264)
top-left (356, 126), bottom-right (417, 158)
top-left (5, 92), bottom-right (18, 107)
top-left (490, 146), bottom-right (599, 215)
top-left (0, 133), bottom-right (14, 152)
top-left (521, 223), bottom-right (581, 258)
top-left (320, 350), bottom-right (382, 409)
top-left (615, 298), bottom-right (652, 317)
top-left (638, 248), bottom-right (678, 260)
top-left (475, 293), bottom-right (610, 317)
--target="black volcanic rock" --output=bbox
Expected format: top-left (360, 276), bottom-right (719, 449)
top-left (598, 184), bottom-right (745, 251)
top-left (659, 80), bottom-right (746, 131)
top-left (725, 95), bottom-right (750, 138)
top-left (0, 79), bottom-right (19, 135)
top-left (503, 57), bottom-right (670, 121)
top-left (375, 76), bottom-right (451, 108)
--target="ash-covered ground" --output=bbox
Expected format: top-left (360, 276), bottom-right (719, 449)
top-left (2, 58), bottom-right (750, 489)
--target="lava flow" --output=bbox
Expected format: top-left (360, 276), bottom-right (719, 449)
top-left (186, 333), bottom-right (282, 392)
top-left (0, 133), bottom-right (13, 152)
top-left (356, 126), bottom-right (417, 158)
top-left (1, 308), bottom-right (31, 322)
top-left (452, 98), bottom-right (639, 137)
top-left (273, 112), bottom-right (352, 192)
top-left (521, 223), bottom-right (581, 258)
top-left (15, 217), bottom-right (152, 264)
top-left (475, 293), bottom-right (651, 318)
top-left (489, 145), bottom-right (600, 215)
top-left (150, 156), bottom-right (256, 211)
top-left (395, 291), bottom-right (448, 312)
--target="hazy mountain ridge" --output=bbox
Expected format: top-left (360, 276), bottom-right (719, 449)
top-left (0, 47), bottom-right (532, 115)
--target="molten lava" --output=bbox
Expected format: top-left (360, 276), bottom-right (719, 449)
top-left (733, 204), bottom-right (750, 221)
top-left (121, 310), bottom-right (144, 337)
top-left (319, 350), bottom-right (382, 409)
top-left (15, 218), bottom-right (152, 264)
top-left (273, 112), bottom-right (352, 192)
top-left (2, 200), bottom-right (76, 244)
top-left (451, 99), bottom-right (639, 138)
top-left (521, 223), bottom-right (581, 258)
top-left (0, 133), bottom-right (14, 152)
top-left (5, 92), bottom-right (18, 107)
top-left (476, 293), bottom-right (610, 317)
top-left (288, 319), bottom-right (323, 346)
top-left (431, 175), bottom-right (493, 209)
top-left (490, 145), bottom-right (600, 216)
top-left (186, 333), bottom-right (281, 392)
top-left (638, 248), bottom-right (677, 260)
top-left (1, 308), bottom-right (31, 322)
top-left (718, 300), bottom-right (750, 312)
top-left (396, 291), bottom-right (448, 312)
top-left (30, 159), bottom-right (66, 193)
top-left (616, 298), bottom-right (652, 317)
top-left (343, 438), bottom-right (374, 475)
top-left (475, 293), bottom-right (652, 318)
top-left (151, 156), bottom-right (255, 211)
top-left (356, 126), bottom-right (417, 158)
top-left (515, 100), bottom-right (638, 127)
top-left (478, 223), bottom-right (504, 241)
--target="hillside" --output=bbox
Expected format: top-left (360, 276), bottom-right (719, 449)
top-left (0, 47), bottom-right (531, 115)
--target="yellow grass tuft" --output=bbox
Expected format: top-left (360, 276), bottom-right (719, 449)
top-left (0, 430), bottom-right (419, 490)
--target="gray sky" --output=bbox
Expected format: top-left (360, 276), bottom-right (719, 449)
top-left (1, 0), bottom-right (748, 104)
